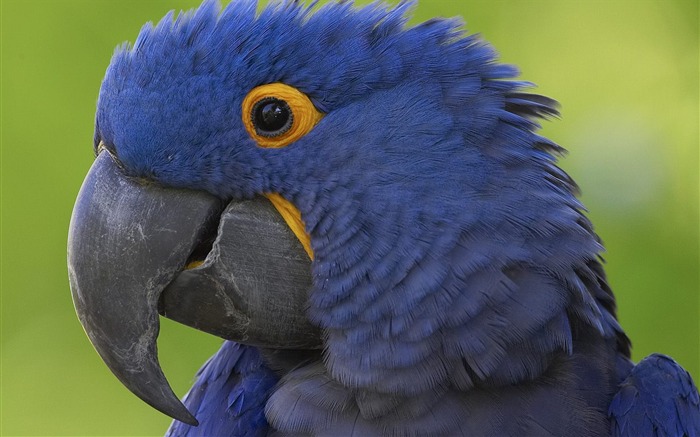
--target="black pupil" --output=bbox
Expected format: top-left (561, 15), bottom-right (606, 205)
top-left (253, 98), bottom-right (292, 136)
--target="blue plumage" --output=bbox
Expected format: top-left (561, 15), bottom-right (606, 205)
top-left (166, 342), bottom-right (277, 437)
top-left (610, 354), bottom-right (700, 437)
top-left (93, 1), bottom-right (700, 435)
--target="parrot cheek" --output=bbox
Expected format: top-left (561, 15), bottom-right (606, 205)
top-left (68, 152), bottom-right (318, 426)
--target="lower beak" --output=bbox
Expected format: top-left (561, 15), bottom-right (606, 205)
top-left (68, 152), bottom-right (317, 425)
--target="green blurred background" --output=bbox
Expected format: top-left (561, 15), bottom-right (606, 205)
top-left (1, 0), bottom-right (698, 435)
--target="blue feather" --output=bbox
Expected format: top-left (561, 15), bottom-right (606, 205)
top-left (610, 354), bottom-right (700, 437)
top-left (165, 342), bottom-right (277, 437)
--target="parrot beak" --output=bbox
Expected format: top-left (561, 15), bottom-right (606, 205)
top-left (67, 152), bottom-right (317, 426)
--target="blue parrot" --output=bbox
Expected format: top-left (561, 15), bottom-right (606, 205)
top-left (67, 1), bottom-right (700, 435)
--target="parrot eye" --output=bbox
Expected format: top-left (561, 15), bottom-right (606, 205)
top-left (243, 83), bottom-right (324, 148)
top-left (252, 97), bottom-right (293, 137)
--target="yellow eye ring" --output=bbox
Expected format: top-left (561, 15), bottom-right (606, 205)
top-left (242, 83), bottom-right (323, 148)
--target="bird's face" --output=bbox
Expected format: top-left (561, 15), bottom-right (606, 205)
top-left (69, 0), bottom-right (545, 427)
top-left (93, 0), bottom-right (504, 201)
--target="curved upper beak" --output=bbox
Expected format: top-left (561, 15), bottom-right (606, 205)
top-left (67, 152), bottom-right (317, 425)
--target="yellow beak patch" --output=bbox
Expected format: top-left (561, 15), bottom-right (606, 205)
top-left (264, 193), bottom-right (314, 260)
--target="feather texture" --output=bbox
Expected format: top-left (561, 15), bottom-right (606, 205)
top-left (166, 342), bottom-right (277, 437)
top-left (610, 354), bottom-right (700, 437)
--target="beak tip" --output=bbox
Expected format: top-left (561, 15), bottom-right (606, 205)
top-left (122, 364), bottom-right (199, 427)
top-left (172, 407), bottom-right (199, 427)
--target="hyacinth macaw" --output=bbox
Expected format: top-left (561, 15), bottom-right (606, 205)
top-left (67, 1), bottom-right (700, 435)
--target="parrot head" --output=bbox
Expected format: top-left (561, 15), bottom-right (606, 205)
top-left (69, 0), bottom-right (616, 429)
